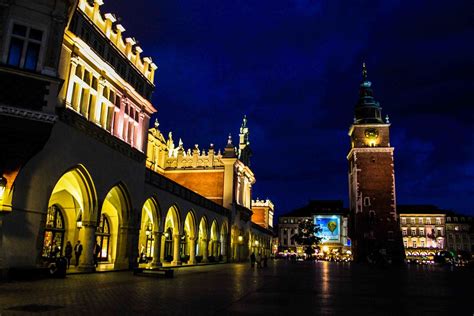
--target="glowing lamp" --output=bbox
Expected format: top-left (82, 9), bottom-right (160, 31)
top-left (0, 176), bottom-right (6, 199)
top-left (76, 213), bottom-right (83, 229)
top-left (238, 235), bottom-right (243, 242)
top-left (164, 232), bottom-right (169, 238)
top-left (254, 240), bottom-right (259, 246)
top-left (322, 246), bottom-right (329, 253)
top-left (145, 230), bottom-right (151, 236)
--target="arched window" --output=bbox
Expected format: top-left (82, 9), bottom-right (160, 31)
top-left (42, 205), bottom-right (65, 259)
top-left (96, 214), bottom-right (110, 262)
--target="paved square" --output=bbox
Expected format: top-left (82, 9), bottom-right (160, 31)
top-left (0, 261), bottom-right (472, 315)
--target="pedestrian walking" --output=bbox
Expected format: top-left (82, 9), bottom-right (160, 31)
top-left (74, 240), bottom-right (83, 266)
top-left (256, 252), bottom-right (262, 268)
top-left (250, 252), bottom-right (256, 268)
top-left (65, 241), bottom-right (73, 269)
top-left (93, 241), bottom-right (102, 267)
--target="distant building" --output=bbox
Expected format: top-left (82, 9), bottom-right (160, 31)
top-left (251, 199), bottom-right (274, 230)
top-left (398, 205), bottom-right (446, 262)
top-left (278, 200), bottom-right (350, 256)
top-left (445, 213), bottom-right (473, 256)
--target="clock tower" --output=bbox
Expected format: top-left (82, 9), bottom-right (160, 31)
top-left (347, 64), bottom-right (404, 263)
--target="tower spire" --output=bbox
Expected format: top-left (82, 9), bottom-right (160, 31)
top-left (354, 62), bottom-right (383, 124)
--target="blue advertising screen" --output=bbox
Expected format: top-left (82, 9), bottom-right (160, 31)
top-left (314, 215), bottom-right (341, 243)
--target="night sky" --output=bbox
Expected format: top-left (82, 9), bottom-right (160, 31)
top-left (103, 0), bottom-right (473, 216)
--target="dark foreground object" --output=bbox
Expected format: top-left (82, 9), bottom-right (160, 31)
top-left (133, 267), bottom-right (174, 278)
top-left (0, 261), bottom-right (472, 315)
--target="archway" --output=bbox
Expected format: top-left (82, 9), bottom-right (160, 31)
top-left (100, 183), bottom-right (131, 269)
top-left (138, 197), bottom-right (160, 265)
top-left (210, 220), bottom-right (220, 260)
top-left (183, 211), bottom-right (197, 264)
top-left (162, 205), bottom-right (181, 265)
top-left (44, 165), bottom-right (97, 270)
top-left (198, 216), bottom-right (209, 263)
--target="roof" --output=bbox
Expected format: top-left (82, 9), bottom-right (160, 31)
top-left (282, 200), bottom-right (347, 218)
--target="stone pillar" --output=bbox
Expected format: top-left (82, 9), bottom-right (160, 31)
top-left (78, 221), bottom-right (96, 272)
top-left (65, 56), bottom-right (79, 106)
top-left (114, 226), bottom-right (131, 270)
top-left (171, 234), bottom-right (182, 266)
top-left (188, 237), bottom-right (197, 265)
top-left (151, 231), bottom-right (162, 267)
top-left (159, 234), bottom-right (165, 262)
top-left (202, 238), bottom-right (209, 263)
top-left (221, 238), bottom-right (227, 262)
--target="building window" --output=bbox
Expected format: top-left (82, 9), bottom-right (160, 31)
top-left (401, 217), bottom-right (406, 225)
top-left (7, 23), bottom-right (43, 70)
top-left (42, 205), bottom-right (65, 258)
top-left (363, 197), bottom-right (371, 206)
top-left (402, 228), bottom-right (407, 236)
top-left (436, 228), bottom-right (442, 237)
top-left (403, 240), bottom-right (407, 248)
top-left (426, 218), bottom-right (431, 225)
top-left (436, 218), bottom-right (441, 225)
top-left (411, 218), bottom-right (416, 224)
top-left (419, 228), bottom-right (424, 236)
top-left (412, 241), bottom-right (417, 248)
top-left (418, 218), bottom-right (423, 224)
top-left (411, 228), bottom-right (416, 236)
top-left (420, 240), bottom-right (425, 248)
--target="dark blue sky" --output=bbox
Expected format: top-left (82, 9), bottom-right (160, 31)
top-left (103, 0), bottom-right (473, 216)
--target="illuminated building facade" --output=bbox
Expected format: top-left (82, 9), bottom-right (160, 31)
top-left (146, 116), bottom-right (274, 260)
top-left (0, 0), bottom-right (272, 278)
top-left (278, 200), bottom-right (349, 257)
top-left (398, 206), bottom-right (446, 262)
top-left (347, 64), bottom-right (404, 263)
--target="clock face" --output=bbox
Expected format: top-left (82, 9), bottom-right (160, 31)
top-left (364, 128), bottom-right (379, 140)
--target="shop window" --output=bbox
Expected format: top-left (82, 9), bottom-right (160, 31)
top-left (7, 23), bottom-right (43, 70)
top-left (42, 205), bottom-right (65, 258)
top-left (96, 214), bottom-right (111, 262)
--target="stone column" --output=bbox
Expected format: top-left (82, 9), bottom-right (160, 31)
top-left (171, 234), bottom-right (182, 266)
top-left (151, 231), bottom-right (162, 267)
top-left (188, 237), bottom-right (197, 265)
top-left (159, 234), bottom-right (165, 262)
top-left (202, 238), bottom-right (209, 263)
top-left (65, 56), bottom-right (79, 106)
top-left (221, 238), bottom-right (227, 262)
top-left (78, 221), bottom-right (96, 272)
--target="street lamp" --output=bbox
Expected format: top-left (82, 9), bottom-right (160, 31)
top-left (76, 212), bottom-right (83, 229)
top-left (0, 176), bottom-right (7, 199)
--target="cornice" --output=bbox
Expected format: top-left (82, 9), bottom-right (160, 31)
top-left (346, 147), bottom-right (394, 160)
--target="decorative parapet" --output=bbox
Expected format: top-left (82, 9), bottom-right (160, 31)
top-left (252, 199), bottom-right (274, 210)
top-left (77, 0), bottom-right (157, 83)
top-left (146, 121), bottom-right (226, 171)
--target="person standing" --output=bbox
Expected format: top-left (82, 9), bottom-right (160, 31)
top-left (74, 240), bottom-right (83, 267)
top-left (65, 241), bottom-right (73, 269)
top-left (256, 252), bottom-right (262, 268)
top-left (93, 241), bottom-right (102, 267)
top-left (250, 252), bottom-right (256, 268)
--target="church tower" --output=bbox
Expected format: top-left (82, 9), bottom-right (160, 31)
top-left (347, 64), bottom-right (404, 263)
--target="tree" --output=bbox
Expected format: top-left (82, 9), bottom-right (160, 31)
top-left (292, 219), bottom-right (323, 257)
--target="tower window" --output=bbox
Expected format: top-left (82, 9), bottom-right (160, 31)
top-left (363, 197), bottom-right (371, 206)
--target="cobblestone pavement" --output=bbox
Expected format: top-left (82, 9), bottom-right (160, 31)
top-left (0, 261), bottom-right (472, 315)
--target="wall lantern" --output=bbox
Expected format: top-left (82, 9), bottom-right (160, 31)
top-left (0, 176), bottom-right (7, 199)
top-left (76, 213), bottom-right (83, 229)
top-left (254, 240), bottom-right (259, 246)
top-left (164, 232), bottom-right (170, 238)
top-left (238, 235), bottom-right (243, 242)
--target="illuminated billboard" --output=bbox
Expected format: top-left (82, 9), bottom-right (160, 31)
top-left (314, 215), bottom-right (341, 243)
